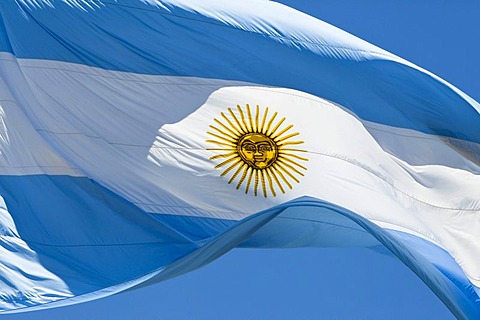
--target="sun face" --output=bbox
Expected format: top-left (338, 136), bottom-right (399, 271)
top-left (238, 133), bottom-right (277, 169)
top-left (206, 104), bottom-right (308, 198)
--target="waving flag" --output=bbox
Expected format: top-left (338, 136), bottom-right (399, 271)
top-left (0, 0), bottom-right (479, 318)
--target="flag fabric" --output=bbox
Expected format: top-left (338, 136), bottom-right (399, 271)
top-left (0, 0), bottom-right (479, 317)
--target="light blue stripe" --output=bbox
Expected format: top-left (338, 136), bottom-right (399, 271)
top-left (0, 175), bottom-right (197, 296)
top-left (388, 230), bottom-right (480, 312)
top-left (0, 0), bottom-right (479, 143)
top-left (1, 175), bottom-right (478, 318)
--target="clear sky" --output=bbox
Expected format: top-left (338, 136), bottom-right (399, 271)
top-left (3, 1), bottom-right (479, 319)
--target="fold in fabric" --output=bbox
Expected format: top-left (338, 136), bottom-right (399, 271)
top-left (0, 1), bottom-right (479, 318)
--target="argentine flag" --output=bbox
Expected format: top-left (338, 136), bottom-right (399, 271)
top-left (0, 0), bottom-right (479, 318)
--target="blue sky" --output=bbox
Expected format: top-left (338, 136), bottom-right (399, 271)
top-left (3, 1), bottom-right (479, 319)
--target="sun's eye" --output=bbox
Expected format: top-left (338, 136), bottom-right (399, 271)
top-left (258, 144), bottom-right (272, 152)
top-left (243, 144), bottom-right (256, 152)
top-left (206, 104), bottom-right (308, 198)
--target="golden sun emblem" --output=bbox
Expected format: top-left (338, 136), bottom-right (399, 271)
top-left (206, 104), bottom-right (308, 197)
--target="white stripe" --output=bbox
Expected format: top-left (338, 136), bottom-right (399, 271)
top-left (0, 55), bottom-right (83, 176)
top-left (3, 54), bottom-right (478, 174)
top-left (365, 120), bottom-right (480, 174)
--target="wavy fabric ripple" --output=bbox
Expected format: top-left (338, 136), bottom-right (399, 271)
top-left (0, 0), bottom-right (479, 318)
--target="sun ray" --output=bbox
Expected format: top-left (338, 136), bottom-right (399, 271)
top-left (275, 132), bottom-right (299, 143)
top-left (271, 165), bottom-right (293, 189)
top-left (268, 117), bottom-right (286, 136)
top-left (209, 124), bottom-right (239, 141)
top-left (209, 151), bottom-right (237, 160)
top-left (206, 140), bottom-right (237, 148)
top-left (264, 169), bottom-right (277, 197)
top-left (267, 167), bottom-right (284, 194)
top-left (265, 111), bottom-right (278, 135)
top-left (220, 158), bottom-right (242, 176)
top-left (278, 155), bottom-right (308, 171)
top-left (278, 140), bottom-right (304, 147)
top-left (236, 165), bottom-right (250, 190)
top-left (246, 104), bottom-right (254, 133)
top-left (214, 118), bottom-right (240, 138)
top-left (260, 107), bottom-right (269, 134)
top-left (280, 148), bottom-right (308, 153)
top-left (255, 105), bottom-right (260, 133)
top-left (207, 148), bottom-right (236, 151)
top-left (254, 169), bottom-right (259, 196)
top-left (229, 108), bottom-right (247, 134)
top-left (228, 163), bottom-right (247, 184)
top-left (245, 167), bottom-right (254, 194)
top-left (260, 170), bottom-right (267, 198)
top-left (221, 112), bottom-right (243, 135)
top-left (281, 152), bottom-right (309, 161)
top-left (215, 155), bottom-right (240, 169)
top-left (236, 105), bottom-right (249, 133)
top-left (277, 159), bottom-right (305, 177)
top-left (207, 131), bottom-right (237, 144)
top-left (275, 162), bottom-right (301, 183)
top-left (272, 124), bottom-right (293, 140)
